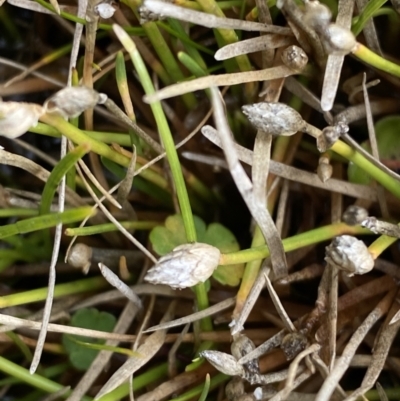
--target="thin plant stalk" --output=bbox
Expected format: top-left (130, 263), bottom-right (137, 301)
top-left (112, 24), bottom-right (212, 330)
top-left (220, 223), bottom-right (370, 266)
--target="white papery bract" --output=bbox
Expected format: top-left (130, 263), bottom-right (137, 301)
top-left (145, 242), bottom-right (221, 289)
top-left (44, 86), bottom-right (107, 118)
top-left (0, 102), bottom-right (44, 138)
top-left (200, 350), bottom-right (245, 376)
top-left (325, 235), bottom-right (374, 276)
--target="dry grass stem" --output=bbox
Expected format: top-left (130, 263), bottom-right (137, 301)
top-left (94, 301), bottom-right (176, 399)
top-left (98, 263), bottom-right (143, 309)
top-left (321, 0), bottom-right (355, 111)
top-left (315, 289), bottom-right (396, 401)
top-left (215, 35), bottom-right (294, 61)
top-left (263, 268), bottom-right (296, 332)
top-left (202, 126), bottom-right (378, 201)
top-left (343, 292), bottom-right (400, 400)
top-left (142, 0), bottom-right (293, 35)
top-left (209, 88), bottom-right (287, 279)
top-left (144, 297), bottom-right (235, 333)
top-left (144, 64), bottom-right (306, 103)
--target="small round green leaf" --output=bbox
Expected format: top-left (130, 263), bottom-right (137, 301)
top-left (62, 308), bottom-right (116, 371)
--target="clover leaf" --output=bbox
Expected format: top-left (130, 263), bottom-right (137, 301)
top-left (149, 215), bottom-right (244, 286)
top-left (62, 308), bottom-right (116, 371)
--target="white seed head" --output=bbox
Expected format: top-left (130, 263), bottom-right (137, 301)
top-left (67, 243), bottom-right (92, 273)
top-left (325, 235), bottom-right (374, 276)
top-left (281, 45), bottom-right (308, 71)
top-left (0, 102), bottom-right (44, 138)
top-left (144, 242), bottom-right (221, 289)
top-left (324, 24), bottom-right (356, 55)
top-left (44, 86), bottom-right (107, 118)
top-left (95, 2), bottom-right (117, 19)
top-left (303, 0), bottom-right (332, 30)
top-left (342, 205), bottom-right (369, 226)
top-left (280, 332), bottom-right (308, 360)
top-left (242, 102), bottom-right (306, 136)
top-left (200, 350), bottom-right (244, 376)
top-left (317, 156), bottom-right (332, 182)
top-left (317, 125), bottom-right (341, 152)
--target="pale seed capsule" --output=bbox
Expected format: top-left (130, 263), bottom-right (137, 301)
top-left (0, 102), bottom-right (44, 138)
top-left (303, 0), bottom-right (332, 30)
top-left (324, 24), bottom-right (357, 55)
top-left (281, 45), bottom-right (308, 71)
top-left (342, 205), bottom-right (369, 226)
top-left (67, 243), bottom-right (92, 273)
top-left (44, 86), bottom-right (107, 118)
top-left (144, 242), bottom-right (221, 289)
top-left (200, 350), bottom-right (245, 377)
top-left (317, 156), bottom-right (332, 182)
top-left (280, 332), bottom-right (308, 360)
top-left (242, 102), bottom-right (306, 136)
top-left (317, 126), bottom-right (341, 152)
top-left (95, 1), bottom-right (118, 19)
top-left (325, 235), bottom-right (374, 276)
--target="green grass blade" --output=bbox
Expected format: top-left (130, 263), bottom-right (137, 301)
top-left (65, 220), bottom-right (159, 236)
top-left (0, 207), bottom-right (95, 239)
top-left (39, 143), bottom-right (90, 215)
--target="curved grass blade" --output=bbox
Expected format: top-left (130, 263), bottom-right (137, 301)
top-left (0, 207), bottom-right (95, 239)
top-left (39, 143), bottom-right (91, 215)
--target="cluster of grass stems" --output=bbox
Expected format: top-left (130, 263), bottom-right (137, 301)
top-left (1, 0), bottom-right (400, 400)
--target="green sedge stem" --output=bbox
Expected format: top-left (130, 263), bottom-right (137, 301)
top-left (331, 140), bottom-right (400, 199)
top-left (39, 113), bottom-right (169, 191)
top-left (368, 234), bottom-right (398, 260)
top-left (352, 43), bottom-right (400, 79)
top-left (65, 220), bottom-right (159, 236)
top-left (142, 22), bottom-right (197, 109)
top-left (113, 24), bottom-right (212, 330)
top-left (351, 0), bottom-right (387, 36)
top-left (31, 123), bottom-right (133, 147)
top-left (0, 355), bottom-right (167, 401)
top-left (113, 26), bottom-right (196, 242)
top-left (39, 143), bottom-right (90, 215)
top-left (220, 223), bottom-right (371, 265)
top-left (169, 373), bottom-right (228, 401)
top-left (0, 276), bottom-right (107, 308)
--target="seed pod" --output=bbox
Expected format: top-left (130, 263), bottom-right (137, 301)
top-left (242, 102), bottom-right (306, 136)
top-left (200, 350), bottom-right (245, 377)
top-left (281, 45), bottom-right (308, 71)
top-left (280, 332), bottom-right (308, 360)
top-left (0, 102), bottom-right (44, 138)
top-left (67, 243), bottom-right (93, 273)
top-left (325, 235), bottom-right (374, 276)
top-left (324, 23), bottom-right (357, 55)
top-left (232, 334), bottom-right (259, 377)
top-left (144, 242), bottom-right (221, 289)
top-left (95, 0), bottom-right (118, 19)
top-left (317, 126), bottom-right (341, 152)
top-left (303, 0), bottom-right (332, 30)
top-left (44, 86), bottom-right (107, 118)
top-left (317, 156), bottom-right (332, 182)
top-left (342, 205), bottom-right (369, 226)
